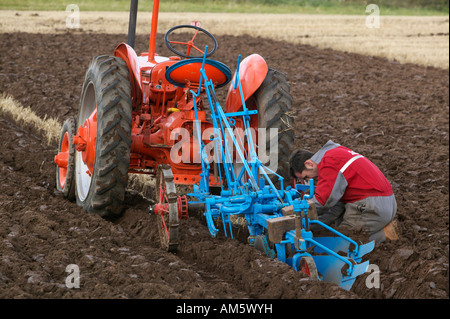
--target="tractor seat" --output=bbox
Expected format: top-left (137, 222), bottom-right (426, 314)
top-left (165, 58), bottom-right (232, 89)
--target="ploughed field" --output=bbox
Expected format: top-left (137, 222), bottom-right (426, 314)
top-left (0, 32), bottom-right (448, 299)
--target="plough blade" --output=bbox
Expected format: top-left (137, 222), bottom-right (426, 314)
top-left (311, 237), bottom-right (375, 261)
top-left (312, 256), bottom-right (370, 291)
top-left (341, 260), bottom-right (370, 291)
top-left (312, 237), bottom-right (351, 255)
top-left (356, 240), bottom-right (375, 260)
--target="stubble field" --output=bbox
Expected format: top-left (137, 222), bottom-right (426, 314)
top-left (0, 10), bottom-right (448, 68)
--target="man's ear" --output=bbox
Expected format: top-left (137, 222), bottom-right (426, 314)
top-left (304, 159), bottom-right (315, 169)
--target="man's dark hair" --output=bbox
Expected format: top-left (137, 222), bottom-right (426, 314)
top-left (289, 149), bottom-right (314, 179)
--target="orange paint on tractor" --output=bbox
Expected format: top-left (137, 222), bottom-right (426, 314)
top-left (73, 108), bottom-right (97, 176)
top-left (225, 54), bottom-right (268, 113)
top-left (54, 131), bottom-right (70, 188)
top-left (114, 42), bottom-right (143, 108)
top-left (57, 0), bottom-right (265, 190)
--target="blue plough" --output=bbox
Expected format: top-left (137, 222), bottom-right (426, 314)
top-left (185, 50), bottom-right (375, 291)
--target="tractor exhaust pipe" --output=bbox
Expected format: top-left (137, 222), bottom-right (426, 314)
top-left (148, 0), bottom-right (160, 63)
top-left (127, 0), bottom-right (138, 49)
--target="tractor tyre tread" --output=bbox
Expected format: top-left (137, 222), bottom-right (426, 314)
top-left (255, 68), bottom-right (294, 184)
top-left (77, 55), bottom-right (132, 219)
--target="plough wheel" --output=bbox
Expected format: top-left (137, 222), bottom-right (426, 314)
top-left (55, 116), bottom-right (77, 201)
top-left (74, 55), bottom-right (132, 219)
top-left (154, 165), bottom-right (179, 252)
top-left (299, 256), bottom-right (319, 281)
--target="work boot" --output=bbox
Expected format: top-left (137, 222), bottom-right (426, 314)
top-left (383, 219), bottom-right (400, 241)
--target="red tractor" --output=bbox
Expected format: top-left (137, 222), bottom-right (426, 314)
top-left (54, 0), bottom-right (294, 251)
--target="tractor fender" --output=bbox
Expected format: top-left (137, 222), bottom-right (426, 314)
top-left (225, 54), bottom-right (268, 113)
top-left (114, 43), bottom-right (142, 106)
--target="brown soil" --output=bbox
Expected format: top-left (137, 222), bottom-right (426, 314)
top-left (0, 31), bottom-right (448, 299)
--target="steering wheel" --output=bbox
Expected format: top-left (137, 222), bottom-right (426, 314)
top-left (164, 25), bottom-right (218, 58)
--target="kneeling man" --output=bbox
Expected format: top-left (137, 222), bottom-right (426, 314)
top-left (289, 140), bottom-right (399, 243)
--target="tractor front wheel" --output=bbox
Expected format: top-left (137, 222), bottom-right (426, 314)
top-left (74, 55), bottom-right (132, 219)
top-left (55, 116), bottom-right (77, 201)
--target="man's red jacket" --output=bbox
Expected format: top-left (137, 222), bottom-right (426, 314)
top-left (311, 140), bottom-right (393, 208)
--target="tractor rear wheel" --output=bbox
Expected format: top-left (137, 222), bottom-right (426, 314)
top-left (253, 68), bottom-right (294, 185)
top-left (74, 55), bottom-right (132, 219)
top-left (55, 116), bottom-right (77, 201)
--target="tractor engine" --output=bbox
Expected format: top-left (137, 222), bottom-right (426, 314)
top-left (129, 57), bottom-right (216, 186)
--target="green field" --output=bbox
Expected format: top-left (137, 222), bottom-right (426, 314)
top-left (0, 0), bottom-right (448, 15)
